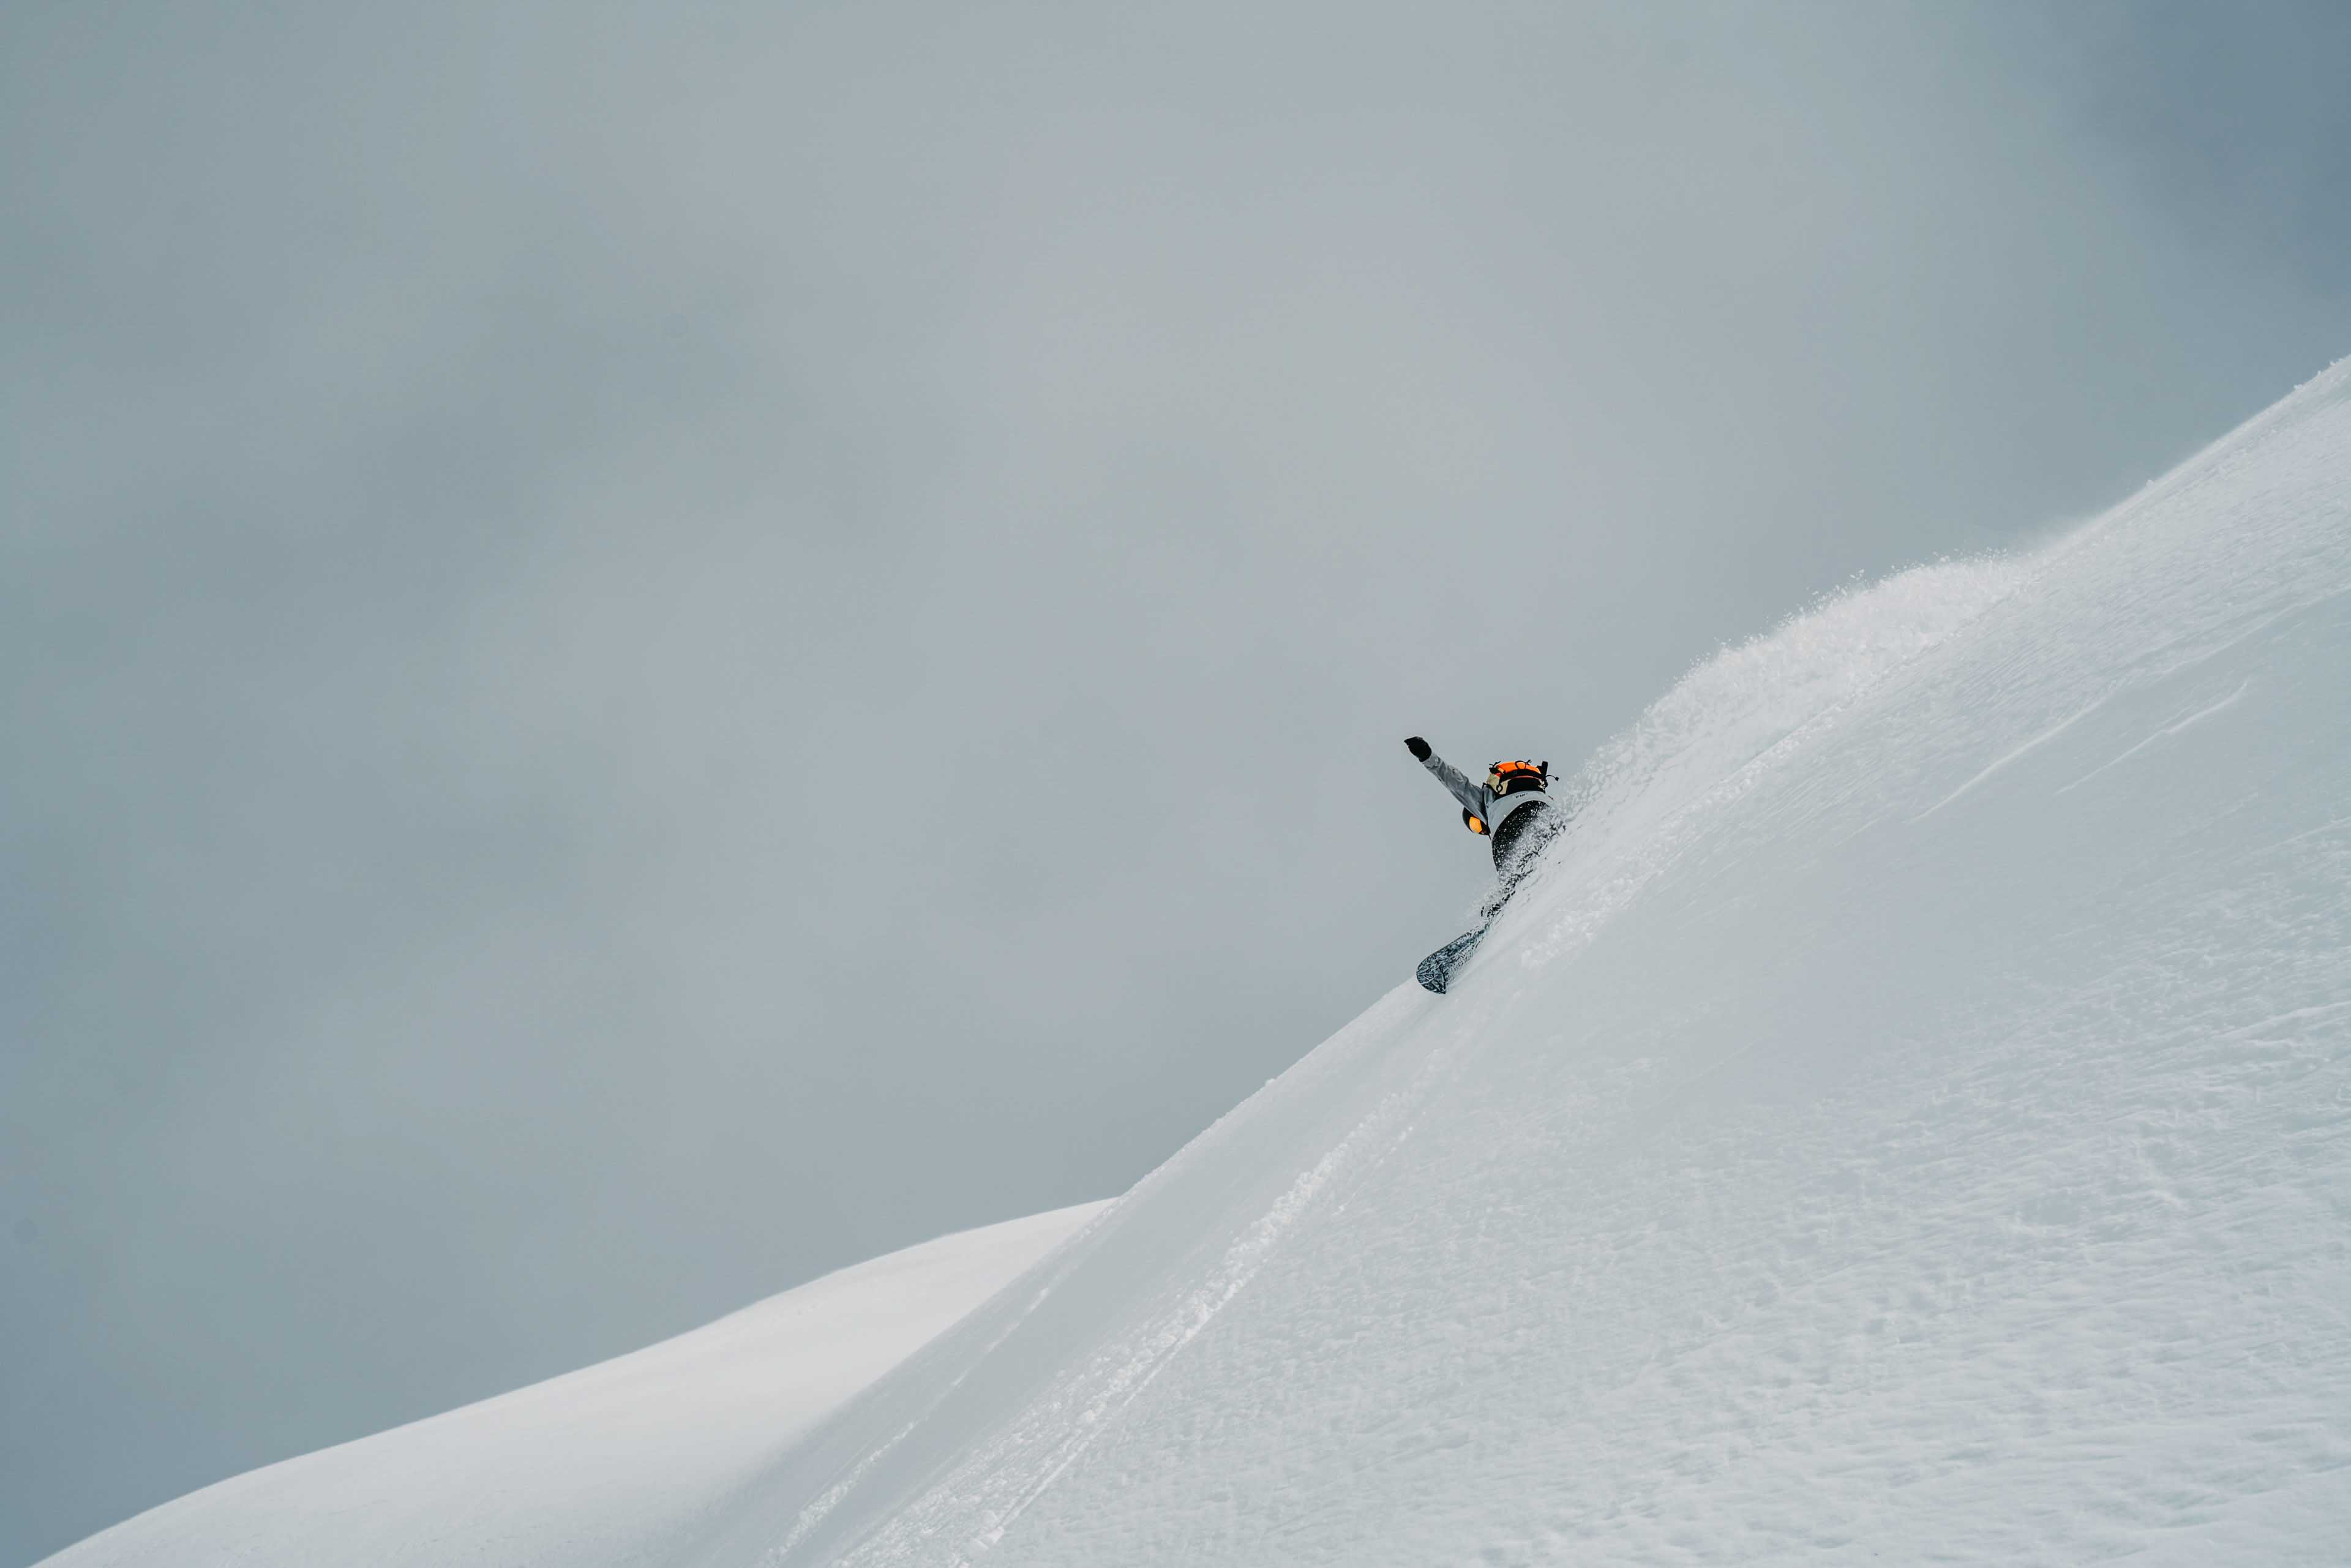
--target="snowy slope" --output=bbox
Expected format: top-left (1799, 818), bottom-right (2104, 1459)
top-left (43, 361), bottom-right (2351, 1568)
top-left (731, 365), bottom-right (2351, 1567)
top-left (38, 1204), bottom-right (1106, 1568)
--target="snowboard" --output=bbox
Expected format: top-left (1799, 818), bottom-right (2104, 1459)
top-left (1415, 923), bottom-right (1490, 994)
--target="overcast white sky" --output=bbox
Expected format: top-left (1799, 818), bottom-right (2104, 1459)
top-left (6, 2), bottom-right (2348, 1561)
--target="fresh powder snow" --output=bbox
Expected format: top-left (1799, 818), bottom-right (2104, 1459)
top-left (37, 1205), bottom-right (1107, 1568)
top-left (43, 361), bottom-right (2351, 1566)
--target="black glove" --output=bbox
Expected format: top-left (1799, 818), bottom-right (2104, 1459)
top-left (1404, 736), bottom-right (1431, 761)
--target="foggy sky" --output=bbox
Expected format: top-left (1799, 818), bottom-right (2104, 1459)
top-left (6, 2), bottom-right (2347, 1561)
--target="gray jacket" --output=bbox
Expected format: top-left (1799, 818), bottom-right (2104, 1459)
top-left (1415, 748), bottom-right (1550, 835)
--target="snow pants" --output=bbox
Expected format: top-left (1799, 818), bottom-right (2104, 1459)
top-left (1491, 797), bottom-right (1561, 884)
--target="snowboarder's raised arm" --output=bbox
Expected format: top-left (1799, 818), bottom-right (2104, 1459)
top-left (1404, 736), bottom-right (1488, 816)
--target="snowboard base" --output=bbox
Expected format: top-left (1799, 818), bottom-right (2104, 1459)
top-left (1415, 925), bottom-right (1490, 994)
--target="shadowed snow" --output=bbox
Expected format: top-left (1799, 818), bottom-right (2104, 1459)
top-left (37, 1205), bottom-right (1107, 1568)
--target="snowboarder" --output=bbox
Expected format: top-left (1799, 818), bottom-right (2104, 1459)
top-left (1404, 737), bottom-right (1563, 895)
top-left (1403, 737), bottom-right (1566, 993)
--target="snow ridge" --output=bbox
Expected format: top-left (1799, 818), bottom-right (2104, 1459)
top-left (785, 359), bottom-right (2351, 1566)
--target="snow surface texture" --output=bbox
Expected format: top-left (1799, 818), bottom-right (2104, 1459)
top-left (44, 361), bottom-right (2351, 1568)
top-left (737, 366), bottom-right (2351, 1567)
top-left (38, 1204), bottom-right (1107, 1568)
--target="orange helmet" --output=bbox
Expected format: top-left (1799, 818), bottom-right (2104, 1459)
top-left (1487, 760), bottom-right (1551, 797)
